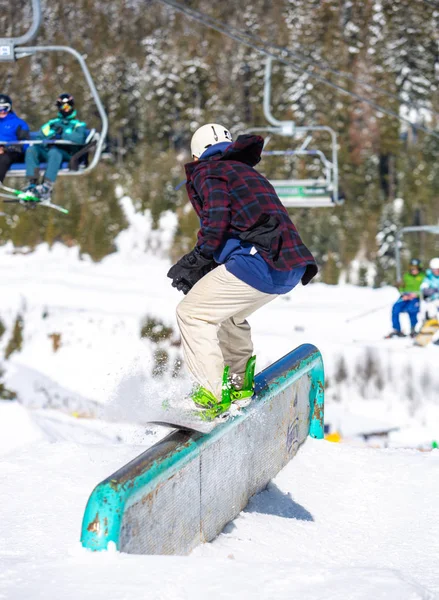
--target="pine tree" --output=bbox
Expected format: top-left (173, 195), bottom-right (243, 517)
top-left (4, 314), bottom-right (24, 360)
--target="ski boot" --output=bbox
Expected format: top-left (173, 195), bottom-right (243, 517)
top-left (22, 180), bottom-right (37, 194)
top-left (385, 330), bottom-right (405, 339)
top-left (34, 180), bottom-right (53, 202)
top-left (229, 355), bottom-right (256, 408)
top-left (191, 366), bottom-right (232, 421)
top-left (19, 180), bottom-right (39, 208)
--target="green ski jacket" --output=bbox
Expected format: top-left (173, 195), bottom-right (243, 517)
top-left (398, 271), bottom-right (424, 295)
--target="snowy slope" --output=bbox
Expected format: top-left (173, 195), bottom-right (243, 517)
top-left (1, 198), bottom-right (439, 598)
top-left (1, 198), bottom-right (438, 445)
top-left (0, 428), bottom-right (438, 600)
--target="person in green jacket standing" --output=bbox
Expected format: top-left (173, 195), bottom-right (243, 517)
top-left (387, 258), bottom-right (424, 338)
top-left (23, 93), bottom-right (88, 200)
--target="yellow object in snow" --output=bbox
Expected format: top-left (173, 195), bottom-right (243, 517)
top-left (414, 318), bottom-right (439, 347)
top-left (325, 432), bottom-right (342, 443)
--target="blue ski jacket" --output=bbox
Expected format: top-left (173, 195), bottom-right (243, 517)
top-left (0, 111), bottom-right (30, 150)
top-left (421, 269), bottom-right (439, 300)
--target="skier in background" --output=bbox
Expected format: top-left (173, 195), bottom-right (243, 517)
top-left (387, 258), bottom-right (424, 338)
top-left (167, 123), bottom-right (317, 420)
top-left (23, 93), bottom-right (88, 200)
top-left (0, 94), bottom-right (29, 182)
top-left (421, 257), bottom-right (439, 318)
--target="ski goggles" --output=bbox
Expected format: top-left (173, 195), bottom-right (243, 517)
top-left (58, 102), bottom-right (72, 111)
top-left (56, 100), bottom-right (73, 111)
top-left (0, 103), bottom-right (11, 113)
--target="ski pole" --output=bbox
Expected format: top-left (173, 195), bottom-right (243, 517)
top-left (345, 302), bottom-right (390, 323)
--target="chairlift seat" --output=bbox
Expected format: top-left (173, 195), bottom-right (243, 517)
top-left (5, 128), bottom-right (98, 175)
top-left (271, 179), bottom-right (336, 208)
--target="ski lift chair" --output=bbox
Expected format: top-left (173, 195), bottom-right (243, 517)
top-left (394, 225), bottom-right (439, 281)
top-left (3, 129), bottom-right (99, 176)
top-left (261, 144), bottom-right (340, 208)
top-left (0, 0), bottom-right (108, 179)
top-left (247, 56), bottom-right (342, 209)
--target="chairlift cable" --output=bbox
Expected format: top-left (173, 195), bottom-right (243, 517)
top-left (422, 0), bottom-right (439, 8)
top-left (242, 28), bottom-right (439, 121)
top-left (180, 0), bottom-right (439, 120)
top-left (157, 0), bottom-right (439, 139)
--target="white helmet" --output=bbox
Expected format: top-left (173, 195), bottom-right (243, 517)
top-left (190, 123), bottom-right (232, 159)
top-left (429, 257), bottom-right (439, 270)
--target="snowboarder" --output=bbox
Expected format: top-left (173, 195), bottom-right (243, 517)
top-left (167, 124), bottom-right (317, 420)
top-left (0, 94), bottom-right (29, 182)
top-left (386, 258), bottom-right (424, 338)
top-left (23, 93), bottom-right (88, 200)
top-left (421, 257), bottom-right (439, 318)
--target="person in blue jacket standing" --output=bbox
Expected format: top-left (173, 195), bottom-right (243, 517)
top-left (0, 94), bottom-right (29, 182)
top-left (24, 93), bottom-right (88, 200)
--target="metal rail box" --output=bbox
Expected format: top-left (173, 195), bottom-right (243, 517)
top-left (81, 343), bottom-right (324, 555)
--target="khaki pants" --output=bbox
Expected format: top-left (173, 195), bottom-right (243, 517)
top-left (176, 265), bottom-right (277, 400)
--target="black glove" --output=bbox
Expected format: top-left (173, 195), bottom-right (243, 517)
top-left (423, 288), bottom-right (435, 300)
top-left (167, 247), bottom-right (216, 294)
top-left (51, 125), bottom-right (64, 139)
top-left (15, 125), bottom-right (29, 141)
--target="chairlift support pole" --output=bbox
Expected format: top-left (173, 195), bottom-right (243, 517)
top-left (0, 0), bottom-right (41, 57)
top-left (263, 56), bottom-right (294, 136)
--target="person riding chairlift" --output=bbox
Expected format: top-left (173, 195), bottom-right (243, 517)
top-left (387, 258), bottom-right (424, 338)
top-left (420, 257), bottom-right (439, 320)
top-left (23, 93), bottom-right (88, 201)
top-left (0, 94), bottom-right (30, 182)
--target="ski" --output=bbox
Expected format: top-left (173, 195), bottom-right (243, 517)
top-left (0, 183), bottom-right (69, 214)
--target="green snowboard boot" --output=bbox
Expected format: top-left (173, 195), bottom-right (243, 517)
top-left (230, 355), bottom-right (256, 405)
top-left (191, 356), bottom-right (256, 422)
top-left (191, 366), bottom-right (232, 421)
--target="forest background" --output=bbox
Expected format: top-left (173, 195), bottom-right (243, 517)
top-left (0, 0), bottom-right (438, 285)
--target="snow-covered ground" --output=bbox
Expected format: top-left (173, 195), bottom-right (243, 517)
top-left (1, 198), bottom-right (438, 598)
top-left (1, 416), bottom-right (438, 600)
top-left (1, 200), bottom-right (437, 446)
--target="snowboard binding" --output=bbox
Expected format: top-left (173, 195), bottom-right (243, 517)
top-left (191, 356), bottom-right (256, 421)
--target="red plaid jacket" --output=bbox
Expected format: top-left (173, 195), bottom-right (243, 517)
top-left (184, 134), bottom-right (317, 285)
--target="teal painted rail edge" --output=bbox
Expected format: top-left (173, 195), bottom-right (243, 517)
top-left (81, 343), bottom-right (324, 552)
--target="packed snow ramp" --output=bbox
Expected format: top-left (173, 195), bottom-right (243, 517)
top-left (80, 343), bottom-right (324, 554)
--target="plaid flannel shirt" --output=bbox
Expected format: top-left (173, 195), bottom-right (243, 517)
top-left (184, 134), bottom-right (317, 284)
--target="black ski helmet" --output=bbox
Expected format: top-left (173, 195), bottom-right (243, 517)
top-left (409, 258), bottom-right (422, 269)
top-left (0, 94), bottom-right (12, 113)
top-left (56, 93), bottom-right (75, 117)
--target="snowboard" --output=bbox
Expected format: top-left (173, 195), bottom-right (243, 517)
top-left (413, 318), bottom-right (439, 347)
top-left (149, 402), bottom-right (246, 434)
top-left (149, 418), bottom-right (219, 435)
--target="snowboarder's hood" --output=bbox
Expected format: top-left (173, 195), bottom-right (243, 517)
top-left (425, 268), bottom-right (439, 281)
top-left (185, 134), bottom-right (264, 179)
